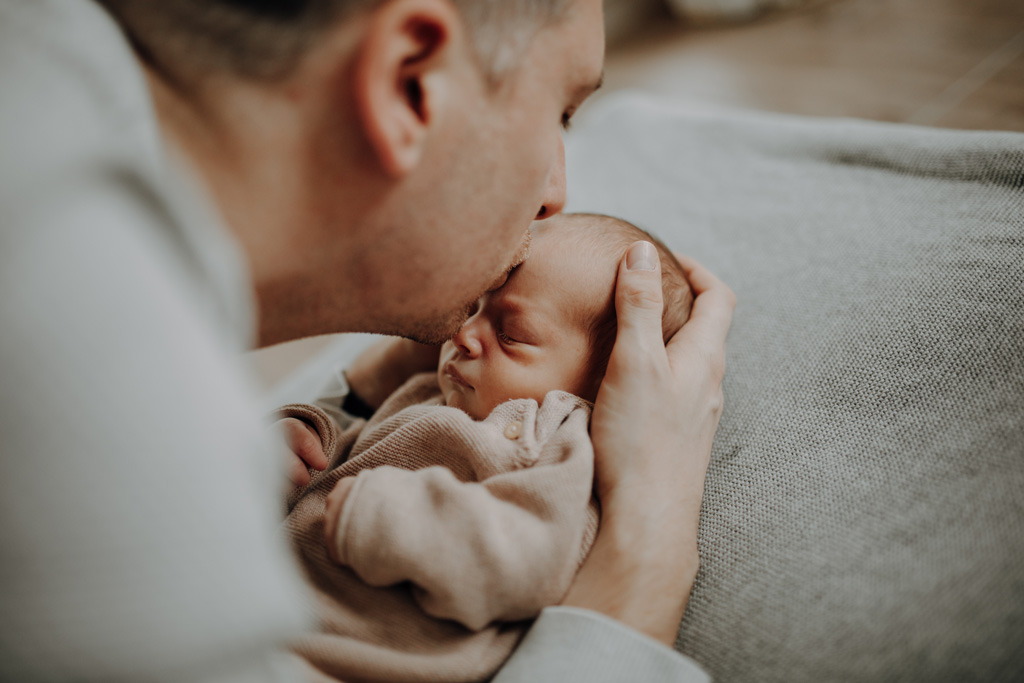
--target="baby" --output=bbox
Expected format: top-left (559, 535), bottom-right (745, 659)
top-left (275, 213), bottom-right (693, 683)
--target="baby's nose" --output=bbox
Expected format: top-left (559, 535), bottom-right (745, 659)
top-left (452, 323), bottom-right (482, 358)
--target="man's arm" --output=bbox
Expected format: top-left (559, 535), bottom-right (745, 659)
top-left (494, 607), bottom-right (711, 683)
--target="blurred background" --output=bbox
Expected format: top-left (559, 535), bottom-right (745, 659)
top-left (250, 0), bottom-right (1024, 388)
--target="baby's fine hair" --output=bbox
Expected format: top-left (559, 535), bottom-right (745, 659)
top-left (559, 213), bottom-right (694, 402)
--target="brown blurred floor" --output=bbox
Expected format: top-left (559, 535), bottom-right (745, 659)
top-left (600, 0), bottom-right (1024, 131)
top-left (250, 0), bottom-right (1024, 388)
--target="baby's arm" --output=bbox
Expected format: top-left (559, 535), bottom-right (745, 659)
top-left (324, 408), bottom-right (597, 632)
top-left (272, 374), bottom-right (443, 508)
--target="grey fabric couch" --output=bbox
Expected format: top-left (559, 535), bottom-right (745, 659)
top-left (563, 93), bottom-right (1024, 682)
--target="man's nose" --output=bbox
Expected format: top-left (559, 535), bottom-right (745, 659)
top-left (535, 135), bottom-right (567, 220)
top-left (452, 319), bottom-right (483, 358)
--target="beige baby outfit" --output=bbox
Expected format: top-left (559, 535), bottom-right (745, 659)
top-left (279, 373), bottom-right (600, 683)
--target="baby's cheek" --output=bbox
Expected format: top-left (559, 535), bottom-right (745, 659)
top-left (451, 392), bottom-right (491, 420)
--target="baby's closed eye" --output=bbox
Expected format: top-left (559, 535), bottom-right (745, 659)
top-left (497, 328), bottom-right (519, 345)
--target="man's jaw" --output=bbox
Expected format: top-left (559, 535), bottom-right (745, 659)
top-left (488, 232), bottom-right (532, 292)
top-left (405, 240), bottom-right (527, 345)
top-left (398, 297), bottom-right (477, 346)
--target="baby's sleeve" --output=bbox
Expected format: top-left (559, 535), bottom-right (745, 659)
top-left (330, 406), bottom-right (598, 632)
top-left (274, 402), bottom-right (359, 513)
top-left (276, 403), bottom-right (344, 457)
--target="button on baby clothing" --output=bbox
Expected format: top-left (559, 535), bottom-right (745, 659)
top-left (504, 421), bottom-right (523, 440)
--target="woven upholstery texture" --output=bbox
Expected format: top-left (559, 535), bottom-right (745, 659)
top-left (564, 94), bottom-right (1024, 682)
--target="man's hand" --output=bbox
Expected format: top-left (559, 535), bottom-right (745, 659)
top-left (275, 417), bottom-right (329, 487)
top-left (345, 338), bottom-right (441, 410)
top-left (324, 477), bottom-right (358, 563)
top-left (563, 241), bottom-right (735, 645)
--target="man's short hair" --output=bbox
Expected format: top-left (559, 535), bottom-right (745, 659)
top-left (97, 0), bottom-right (572, 84)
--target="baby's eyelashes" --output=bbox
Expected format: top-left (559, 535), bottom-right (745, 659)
top-left (497, 329), bottom-right (517, 345)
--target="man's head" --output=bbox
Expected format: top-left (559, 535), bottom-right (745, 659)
top-left (98, 0), bottom-right (605, 346)
top-left (97, 0), bottom-right (574, 83)
top-left (437, 213), bottom-right (693, 419)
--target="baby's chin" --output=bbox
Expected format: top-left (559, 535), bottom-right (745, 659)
top-left (441, 389), bottom-right (488, 421)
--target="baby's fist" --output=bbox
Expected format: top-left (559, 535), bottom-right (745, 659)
top-left (275, 417), bottom-right (328, 487)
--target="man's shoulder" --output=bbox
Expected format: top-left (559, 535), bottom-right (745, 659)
top-left (0, 0), bottom-right (257, 347)
top-left (0, 0), bottom-right (160, 206)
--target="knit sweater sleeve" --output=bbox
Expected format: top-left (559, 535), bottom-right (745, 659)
top-left (493, 607), bottom-right (711, 683)
top-left (329, 396), bottom-right (598, 632)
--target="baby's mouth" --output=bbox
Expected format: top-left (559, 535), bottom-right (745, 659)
top-left (443, 362), bottom-right (473, 390)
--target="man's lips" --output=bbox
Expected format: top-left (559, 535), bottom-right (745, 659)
top-left (443, 362), bottom-right (473, 390)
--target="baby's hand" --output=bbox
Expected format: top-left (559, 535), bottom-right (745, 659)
top-left (324, 477), bottom-right (358, 563)
top-left (274, 417), bottom-right (328, 487)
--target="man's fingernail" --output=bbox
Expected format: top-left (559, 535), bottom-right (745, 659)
top-left (627, 242), bottom-right (657, 271)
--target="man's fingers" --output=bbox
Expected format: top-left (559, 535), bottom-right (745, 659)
top-left (677, 284), bottom-right (736, 347)
top-left (613, 242), bottom-right (666, 355)
top-left (673, 252), bottom-right (731, 299)
top-left (662, 254), bottom-right (735, 379)
top-left (669, 255), bottom-right (736, 349)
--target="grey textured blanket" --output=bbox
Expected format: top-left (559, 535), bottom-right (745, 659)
top-left (564, 93), bottom-right (1024, 682)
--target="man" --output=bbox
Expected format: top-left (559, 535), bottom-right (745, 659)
top-left (0, 0), bottom-right (734, 680)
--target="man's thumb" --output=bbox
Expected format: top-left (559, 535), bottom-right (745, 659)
top-left (615, 241), bottom-right (664, 343)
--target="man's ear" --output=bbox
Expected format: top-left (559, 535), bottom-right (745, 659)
top-left (351, 0), bottom-right (466, 178)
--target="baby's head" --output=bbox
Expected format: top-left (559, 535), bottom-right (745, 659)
top-left (437, 213), bottom-right (693, 419)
